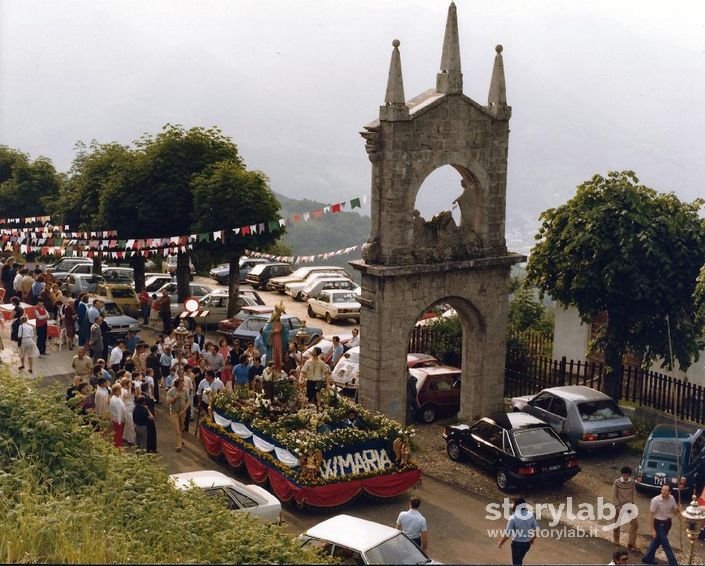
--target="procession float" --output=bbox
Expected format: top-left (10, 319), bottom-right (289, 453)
top-left (199, 304), bottom-right (421, 508)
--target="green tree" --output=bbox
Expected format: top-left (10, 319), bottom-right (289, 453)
top-left (528, 171), bottom-right (705, 399)
top-left (0, 146), bottom-right (62, 217)
top-left (192, 162), bottom-right (282, 316)
top-left (508, 285), bottom-right (553, 335)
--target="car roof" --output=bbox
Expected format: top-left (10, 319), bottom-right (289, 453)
top-left (649, 424), bottom-right (700, 441)
top-left (170, 470), bottom-right (243, 490)
top-left (484, 412), bottom-right (548, 431)
top-left (98, 283), bottom-right (133, 289)
top-left (304, 514), bottom-right (400, 552)
top-left (410, 365), bottom-right (461, 377)
top-left (241, 305), bottom-right (275, 314)
top-left (541, 385), bottom-right (610, 402)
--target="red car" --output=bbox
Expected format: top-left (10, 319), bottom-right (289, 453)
top-left (410, 365), bottom-right (462, 424)
top-left (216, 305), bottom-right (274, 337)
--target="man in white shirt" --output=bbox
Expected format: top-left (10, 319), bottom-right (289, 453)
top-left (108, 383), bottom-right (127, 448)
top-left (300, 347), bottom-right (331, 403)
top-left (94, 377), bottom-right (111, 417)
top-left (109, 339), bottom-right (126, 373)
top-left (347, 328), bottom-right (360, 349)
top-left (143, 369), bottom-right (156, 399)
top-left (196, 370), bottom-right (224, 412)
top-left (396, 496), bottom-right (428, 552)
top-left (642, 485), bottom-right (680, 565)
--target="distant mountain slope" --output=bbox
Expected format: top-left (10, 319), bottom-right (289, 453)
top-left (275, 192), bottom-right (369, 256)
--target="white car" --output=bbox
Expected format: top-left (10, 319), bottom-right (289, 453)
top-left (299, 276), bottom-right (360, 302)
top-left (268, 265), bottom-right (350, 293)
top-left (169, 470), bottom-right (281, 523)
top-left (300, 514), bottom-right (437, 565)
top-left (307, 290), bottom-right (361, 323)
top-left (284, 271), bottom-right (350, 301)
top-left (332, 346), bottom-right (360, 400)
top-left (174, 289), bottom-right (260, 328)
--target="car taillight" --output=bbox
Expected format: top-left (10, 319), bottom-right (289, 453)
top-left (582, 433), bottom-right (598, 442)
top-left (622, 428), bottom-right (636, 437)
top-left (566, 457), bottom-right (578, 468)
top-left (518, 466), bottom-right (536, 476)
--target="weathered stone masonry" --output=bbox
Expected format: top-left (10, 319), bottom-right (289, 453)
top-left (351, 2), bottom-right (525, 423)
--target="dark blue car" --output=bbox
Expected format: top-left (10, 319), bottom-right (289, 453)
top-left (636, 424), bottom-right (705, 493)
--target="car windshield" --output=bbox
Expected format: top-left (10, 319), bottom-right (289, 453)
top-left (290, 268), bottom-right (310, 278)
top-left (513, 428), bottom-right (568, 458)
top-left (578, 399), bottom-right (624, 421)
top-left (345, 351), bottom-right (360, 363)
top-left (332, 293), bottom-right (357, 303)
top-left (101, 303), bottom-right (124, 316)
top-left (247, 319), bottom-right (268, 332)
top-left (365, 533), bottom-right (430, 565)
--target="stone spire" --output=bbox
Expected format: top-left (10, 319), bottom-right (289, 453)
top-left (380, 39), bottom-right (409, 121)
top-left (487, 44), bottom-right (510, 120)
top-left (436, 2), bottom-right (463, 94)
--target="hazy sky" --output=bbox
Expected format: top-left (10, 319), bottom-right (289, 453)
top-left (1, 1), bottom-right (704, 249)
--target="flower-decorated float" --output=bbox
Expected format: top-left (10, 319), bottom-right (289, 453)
top-left (199, 383), bottom-right (421, 508)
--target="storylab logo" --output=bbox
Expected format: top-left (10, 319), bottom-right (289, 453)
top-left (485, 497), bottom-right (638, 539)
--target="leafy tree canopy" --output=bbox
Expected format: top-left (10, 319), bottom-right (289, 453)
top-left (528, 171), bottom-right (705, 398)
top-left (0, 146), bottom-right (62, 217)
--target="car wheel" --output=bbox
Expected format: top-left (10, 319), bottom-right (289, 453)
top-left (295, 292), bottom-right (303, 301)
top-left (325, 312), bottom-right (332, 324)
top-left (307, 305), bottom-right (316, 318)
top-left (496, 468), bottom-right (512, 492)
top-left (446, 440), bottom-right (462, 461)
top-left (420, 405), bottom-right (436, 424)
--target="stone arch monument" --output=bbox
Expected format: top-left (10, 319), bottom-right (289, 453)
top-left (350, 2), bottom-right (525, 423)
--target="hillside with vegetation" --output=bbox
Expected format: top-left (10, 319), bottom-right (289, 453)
top-left (0, 369), bottom-right (324, 564)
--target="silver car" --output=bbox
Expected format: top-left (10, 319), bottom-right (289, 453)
top-left (511, 385), bottom-right (636, 449)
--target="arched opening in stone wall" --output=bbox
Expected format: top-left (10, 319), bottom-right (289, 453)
top-left (406, 296), bottom-right (481, 425)
top-left (413, 165), bottom-right (464, 224)
top-left (409, 164), bottom-right (484, 263)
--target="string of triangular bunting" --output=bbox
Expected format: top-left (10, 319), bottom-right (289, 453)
top-left (0, 195), bottom-right (368, 257)
top-left (245, 244), bottom-right (362, 265)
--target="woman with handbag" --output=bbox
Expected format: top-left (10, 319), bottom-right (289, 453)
top-left (17, 315), bottom-right (40, 373)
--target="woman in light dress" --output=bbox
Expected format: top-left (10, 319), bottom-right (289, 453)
top-left (17, 315), bottom-right (40, 373)
top-left (120, 376), bottom-right (137, 445)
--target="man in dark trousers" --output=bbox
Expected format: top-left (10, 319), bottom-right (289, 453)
top-left (1, 258), bottom-right (16, 302)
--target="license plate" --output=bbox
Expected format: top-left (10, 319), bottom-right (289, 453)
top-left (654, 474), bottom-right (666, 486)
top-left (606, 432), bottom-right (619, 438)
top-left (545, 465), bottom-right (560, 471)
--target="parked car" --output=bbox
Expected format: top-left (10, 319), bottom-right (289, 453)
top-left (46, 257), bottom-right (92, 276)
top-left (443, 413), bottom-right (580, 491)
top-left (162, 254), bottom-right (196, 279)
top-left (170, 470), bottom-right (281, 523)
top-left (411, 365), bottom-right (462, 423)
top-left (85, 296), bottom-right (141, 338)
top-left (95, 283), bottom-right (140, 317)
top-left (332, 346), bottom-right (360, 400)
top-left (174, 290), bottom-right (260, 329)
top-left (209, 257), bottom-right (270, 285)
top-left (635, 424), bottom-right (705, 493)
top-left (102, 267), bottom-right (135, 286)
top-left (307, 290), bottom-right (361, 323)
top-left (157, 282), bottom-right (214, 304)
top-left (50, 258), bottom-right (95, 282)
top-left (144, 274), bottom-right (174, 293)
top-left (510, 385), bottom-right (637, 449)
top-left (61, 273), bottom-right (106, 296)
top-left (285, 271), bottom-right (350, 301)
top-left (246, 262), bottom-right (293, 290)
top-left (299, 514), bottom-right (436, 565)
top-left (269, 266), bottom-right (349, 293)
top-left (231, 314), bottom-right (322, 346)
top-left (216, 305), bottom-right (275, 337)
top-left (300, 276), bottom-right (360, 302)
